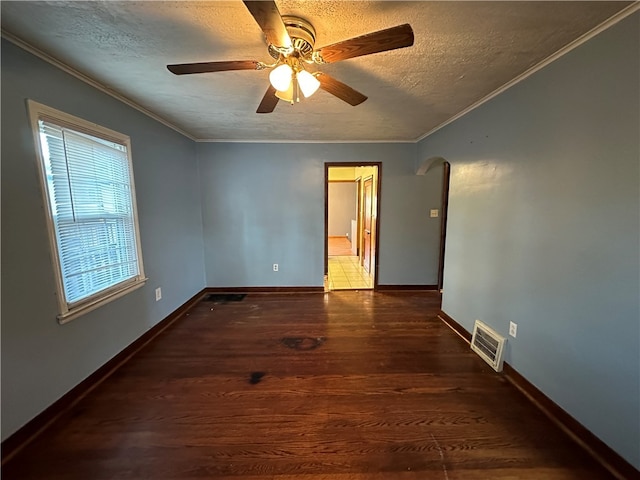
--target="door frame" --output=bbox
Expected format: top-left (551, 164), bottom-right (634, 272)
top-left (437, 161), bottom-right (451, 292)
top-left (361, 175), bottom-right (374, 273)
top-left (324, 162), bottom-right (382, 290)
top-left (355, 177), bottom-right (362, 256)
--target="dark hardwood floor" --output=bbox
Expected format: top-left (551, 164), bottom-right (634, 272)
top-left (3, 291), bottom-right (615, 479)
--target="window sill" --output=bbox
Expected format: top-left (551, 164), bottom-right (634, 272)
top-left (57, 278), bottom-right (148, 325)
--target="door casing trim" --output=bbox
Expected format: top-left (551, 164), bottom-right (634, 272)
top-left (324, 162), bottom-right (382, 290)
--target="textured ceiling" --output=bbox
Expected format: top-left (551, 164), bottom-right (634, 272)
top-left (1, 1), bottom-right (633, 142)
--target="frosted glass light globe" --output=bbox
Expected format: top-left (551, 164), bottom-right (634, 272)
top-left (297, 70), bottom-right (320, 98)
top-left (269, 64), bottom-right (293, 92)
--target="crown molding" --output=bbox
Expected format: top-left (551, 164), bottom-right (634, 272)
top-left (415, 2), bottom-right (640, 143)
top-left (1, 29), bottom-right (196, 142)
top-left (195, 138), bottom-right (414, 144)
top-left (4, 2), bottom-right (637, 146)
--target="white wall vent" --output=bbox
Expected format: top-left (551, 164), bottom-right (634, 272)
top-left (471, 320), bottom-right (506, 372)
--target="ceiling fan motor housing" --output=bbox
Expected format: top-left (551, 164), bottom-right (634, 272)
top-left (268, 16), bottom-right (316, 61)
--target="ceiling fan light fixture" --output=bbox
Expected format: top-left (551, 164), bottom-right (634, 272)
top-left (168, 4), bottom-right (415, 113)
top-left (269, 64), bottom-right (293, 92)
top-left (297, 70), bottom-right (320, 98)
top-left (275, 80), bottom-right (295, 104)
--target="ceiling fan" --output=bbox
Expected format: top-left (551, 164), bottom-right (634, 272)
top-left (167, 0), bottom-right (414, 113)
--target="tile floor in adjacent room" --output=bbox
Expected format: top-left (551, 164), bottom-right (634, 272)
top-left (327, 255), bottom-right (372, 290)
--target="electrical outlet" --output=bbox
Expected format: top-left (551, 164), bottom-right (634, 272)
top-left (273, 263), bottom-right (279, 272)
top-left (509, 321), bottom-right (517, 338)
top-left (430, 209), bottom-right (439, 218)
top-left (155, 287), bottom-right (162, 301)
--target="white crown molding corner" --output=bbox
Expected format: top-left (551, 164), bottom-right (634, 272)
top-left (414, 2), bottom-right (640, 144)
top-left (1, 29), bottom-right (197, 142)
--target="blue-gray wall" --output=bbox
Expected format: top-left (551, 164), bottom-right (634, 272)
top-left (1, 39), bottom-right (206, 440)
top-left (418, 13), bottom-right (639, 468)
top-left (196, 142), bottom-right (443, 288)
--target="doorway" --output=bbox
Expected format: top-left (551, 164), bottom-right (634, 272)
top-left (325, 163), bottom-right (381, 291)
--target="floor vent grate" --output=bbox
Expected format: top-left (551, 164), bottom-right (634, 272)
top-left (471, 320), bottom-right (506, 372)
top-left (205, 293), bottom-right (247, 303)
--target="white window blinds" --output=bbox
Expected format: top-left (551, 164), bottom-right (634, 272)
top-left (37, 116), bottom-right (144, 311)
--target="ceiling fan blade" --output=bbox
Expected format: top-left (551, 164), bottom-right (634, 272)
top-left (257, 85), bottom-right (279, 113)
top-left (243, 0), bottom-right (292, 50)
top-left (315, 24), bottom-right (414, 64)
top-left (316, 73), bottom-right (367, 106)
top-left (167, 61), bottom-right (260, 75)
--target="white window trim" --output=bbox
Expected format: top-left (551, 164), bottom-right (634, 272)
top-left (28, 99), bottom-right (147, 324)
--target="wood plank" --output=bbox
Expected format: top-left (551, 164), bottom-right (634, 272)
top-left (2, 291), bottom-right (618, 479)
top-left (328, 236), bottom-right (354, 256)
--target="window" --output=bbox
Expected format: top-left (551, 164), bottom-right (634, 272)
top-left (29, 100), bottom-right (146, 323)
